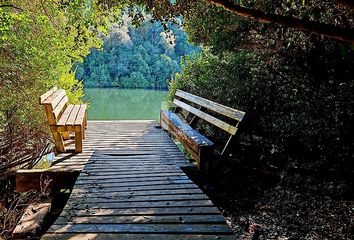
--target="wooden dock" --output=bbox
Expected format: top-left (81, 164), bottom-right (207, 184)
top-left (42, 121), bottom-right (234, 239)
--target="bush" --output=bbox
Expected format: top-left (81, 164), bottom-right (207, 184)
top-left (168, 50), bottom-right (354, 192)
top-left (0, 1), bottom-right (101, 174)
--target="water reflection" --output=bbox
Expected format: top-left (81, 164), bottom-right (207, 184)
top-left (83, 88), bottom-right (168, 120)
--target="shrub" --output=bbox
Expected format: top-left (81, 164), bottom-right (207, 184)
top-left (168, 50), bottom-right (354, 192)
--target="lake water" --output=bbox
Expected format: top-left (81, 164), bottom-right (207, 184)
top-left (83, 88), bottom-right (168, 120)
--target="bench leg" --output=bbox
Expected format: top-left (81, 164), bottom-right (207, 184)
top-left (84, 111), bottom-right (88, 129)
top-left (199, 146), bottom-right (214, 173)
top-left (62, 132), bottom-right (70, 140)
top-left (75, 130), bottom-right (83, 153)
top-left (52, 131), bottom-right (65, 153)
top-left (82, 125), bottom-right (86, 140)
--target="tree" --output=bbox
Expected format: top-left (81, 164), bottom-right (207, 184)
top-left (77, 13), bottom-right (200, 88)
top-left (205, 0), bottom-right (354, 43)
top-left (103, 0), bottom-right (354, 44)
top-left (0, 0), bottom-right (105, 174)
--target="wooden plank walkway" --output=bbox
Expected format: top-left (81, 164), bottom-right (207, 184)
top-left (42, 121), bottom-right (234, 239)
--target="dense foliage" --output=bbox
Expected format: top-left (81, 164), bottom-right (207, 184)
top-left (0, 1), bottom-right (111, 238)
top-left (0, 0), bottom-right (106, 175)
top-left (168, 0), bottom-right (354, 195)
top-left (76, 15), bottom-right (200, 88)
top-left (103, 0), bottom-right (354, 44)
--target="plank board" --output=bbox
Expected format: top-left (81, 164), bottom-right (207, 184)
top-left (48, 223), bottom-right (231, 233)
top-left (42, 89), bottom-right (66, 108)
top-left (74, 105), bottom-right (87, 125)
top-left (42, 121), bottom-right (233, 239)
top-left (57, 105), bottom-right (74, 126)
top-left (160, 110), bottom-right (214, 147)
top-left (39, 87), bottom-right (58, 104)
top-left (173, 99), bottom-right (238, 135)
top-left (63, 105), bottom-right (80, 126)
top-left (42, 233), bottom-right (235, 240)
top-left (13, 203), bottom-right (51, 239)
top-left (16, 169), bottom-right (79, 192)
top-left (54, 214), bottom-right (226, 224)
top-left (59, 206), bottom-right (222, 217)
top-left (160, 110), bottom-right (214, 165)
top-left (176, 89), bottom-right (245, 121)
top-left (53, 96), bottom-right (69, 120)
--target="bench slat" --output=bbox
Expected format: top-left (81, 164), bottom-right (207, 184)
top-left (173, 99), bottom-right (238, 135)
top-left (161, 110), bottom-right (213, 147)
top-left (65, 105), bottom-right (81, 126)
top-left (57, 105), bottom-right (74, 126)
top-left (74, 105), bottom-right (87, 126)
top-left (39, 87), bottom-right (58, 104)
top-left (42, 89), bottom-right (66, 109)
top-left (53, 96), bottom-right (69, 120)
top-left (176, 90), bottom-right (245, 121)
top-left (160, 110), bottom-right (214, 166)
top-left (50, 90), bottom-right (67, 110)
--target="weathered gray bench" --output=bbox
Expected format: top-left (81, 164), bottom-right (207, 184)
top-left (160, 89), bottom-right (245, 169)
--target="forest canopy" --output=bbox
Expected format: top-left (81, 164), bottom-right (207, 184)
top-left (76, 13), bottom-right (200, 89)
top-left (103, 0), bottom-right (354, 44)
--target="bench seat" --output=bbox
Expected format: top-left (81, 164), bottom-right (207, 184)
top-left (50, 104), bottom-right (87, 132)
top-left (160, 110), bottom-right (214, 165)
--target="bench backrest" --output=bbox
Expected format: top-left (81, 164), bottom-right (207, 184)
top-left (173, 89), bottom-right (245, 155)
top-left (174, 89), bottom-right (245, 135)
top-left (39, 87), bottom-right (69, 126)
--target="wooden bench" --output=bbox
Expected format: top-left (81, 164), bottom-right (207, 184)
top-left (160, 89), bottom-right (245, 169)
top-left (40, 87), bottom-right (87, 153)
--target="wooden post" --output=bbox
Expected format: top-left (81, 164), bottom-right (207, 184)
top-left (42, 102), bottom-right (65, 153)
top-left (198, 145), bottom-right (214, 172)
top-left (16, 169), bottom-right (80, 192)
top-left (75, 130), bottom-right (83, 153)
top-left (82, 125), bottom-right (86, 140)
top-left (84, 111), bottom-right (88, 129)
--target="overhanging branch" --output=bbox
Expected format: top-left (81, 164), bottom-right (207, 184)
top-left (205, 0), bottom-right (354, 44)
top-left (0, 4), bottom-right (23, 11)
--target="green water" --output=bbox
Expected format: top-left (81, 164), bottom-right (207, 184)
top-left (83, 88), bottom-right (168, 120)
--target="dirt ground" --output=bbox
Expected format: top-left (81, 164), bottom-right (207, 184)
top-left (185, 167), bottom-right (354, 240)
